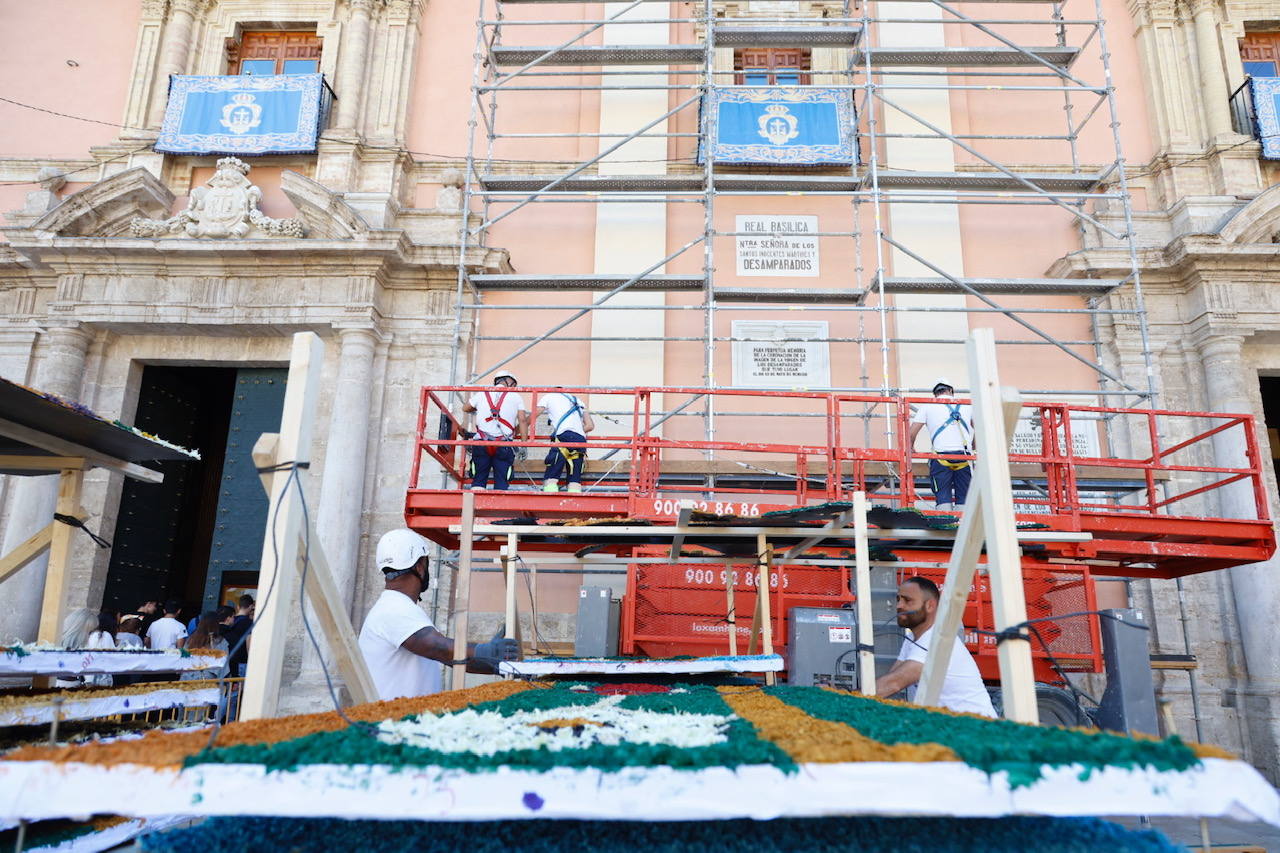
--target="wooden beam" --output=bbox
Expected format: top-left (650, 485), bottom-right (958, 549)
top-left (451, 490), bottom-right (476, 687)
top-left (0, 523), bottom-right (53, 585)
top-left (757, 533), bottom-right (776, 685)
top-left (248, 434), bottom-right (376, 706)
top-left (725, 559), bottom-right (738, 656)
top-left (504, 533), bottom-right (523, 651)
top-left (36, 469), bottom-right (83, 644)
top-left (779, 508), bottom-right (856, 564)
top-left (918, 488), bottom-right (986, 708)
top-left (0, 456), bottom-right (85, 474)
top-left (0, 418), bottom-right (162, 483)
top-left (240, 332), bottom-right (325, 721)
top-left (852, 491), bottom-right (876, 696)
top-left (456, 523), bottom-right (1091, 543)
top-left (668, 502), bottom-right (694, 560)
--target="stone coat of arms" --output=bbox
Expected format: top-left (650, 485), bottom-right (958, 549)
top-left (130, 157), bottom-right (304, 239)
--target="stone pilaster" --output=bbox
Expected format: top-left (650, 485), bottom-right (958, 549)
top-left (1188, 0), bottom-right (1233, 143)
top-left (0, 325), bottom-right (93, 643)
top-left (334, 0), bottom-right (377, 132)
top-left (145, 0), bottom-right (202, 129)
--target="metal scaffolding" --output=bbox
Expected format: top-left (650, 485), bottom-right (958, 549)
top-left (448, 0), bottom-right (1156, 449)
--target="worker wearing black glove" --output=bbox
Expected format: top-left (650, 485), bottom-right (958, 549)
top-left (471, 629), bottom-right (522, 674)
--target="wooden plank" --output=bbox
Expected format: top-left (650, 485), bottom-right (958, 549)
top-left (0, 523), bottom-right (53, 585)
top-left (452, 490), bottom-right (476, 687)
top-left (0, 418), bottom-right (162, 483)
top-left (757, 533), bottom-right (776, 685)
top-left (504, 533), bottom-right (522, 651)
top-left (459, 523), bottom-right (1091, 543)
top-left (36, 469), bottom-right (83, 644)
top-left (240, 332), bottom-right (325, 721)
top-left (970, 329), bottom-right (1038, 725)
top-left (725, 559), bottom-right (739, 656)
top-left (852, 491), bottom-right (876, 695)
top-left (668, 502), bottom-right (694, 560)
top-left (779, 508), bottom-right (855, 564)
top-left (0, 456), bottom-right (85, 474)
top-left (918, 488), bottom-right (986, 708)
top-left (248, 436), bottom-right (376, 706)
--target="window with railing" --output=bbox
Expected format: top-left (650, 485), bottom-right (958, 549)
top-left (1233, 32), bottom-right (1280, 154)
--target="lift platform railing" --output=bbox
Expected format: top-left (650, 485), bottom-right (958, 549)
top-left (412, 386), bottom-right (1269, 526)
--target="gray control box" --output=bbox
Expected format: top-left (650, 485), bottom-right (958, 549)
top-left (575, 585), bottom-right (620, 657)
top-left (787, 606), bottom-right (900, 689)
top-left (1095, 607), bottom-right (1158, 736)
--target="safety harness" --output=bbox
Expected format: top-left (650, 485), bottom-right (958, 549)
top-left (478, 389), bottom-right (515, 457)
top-left (930, 402), bottom-right (972, 470)
top-left (548, 393), bottom-right (585, 465)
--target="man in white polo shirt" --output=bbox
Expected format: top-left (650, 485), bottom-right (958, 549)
top-left (875, 576), bottom-right (996, 717)
top-left (358, 528), bottom-right (520, 700)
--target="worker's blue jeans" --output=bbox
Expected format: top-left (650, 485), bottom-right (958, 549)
top-left (929, 458), bottom-right (972, 506)
top-left (543, 431), bottom-right (587, 484)
top-left (470, 444), bottom-right (515, 490)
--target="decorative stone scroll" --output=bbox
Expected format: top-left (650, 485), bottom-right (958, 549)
top-left (130, 157), bottom-right (305, 239)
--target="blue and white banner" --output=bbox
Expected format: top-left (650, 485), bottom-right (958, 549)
top-left (1251, 76), bottom-right (1280, 160)
top-left (704, 87), bottom-right (855, 165)
top-left (156, 74), bottom-right (327, 156)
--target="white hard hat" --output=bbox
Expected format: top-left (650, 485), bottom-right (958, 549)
top-left (376, 528), bottom-right (430, 573)
top-left (932, 378), bottom-right (954, 393)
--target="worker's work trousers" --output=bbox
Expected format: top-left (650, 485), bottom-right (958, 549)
top-left (470, 443), bottom-right (515, 490)
top-left (543, 430), bottom-right (587, 484)
top-left (929, 457), bottom-right (972, 507)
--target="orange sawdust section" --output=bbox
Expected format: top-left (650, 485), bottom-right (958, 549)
top-left (4, 680), bottom-right (540, 769)
top-left (719, 687), bottom-right (957, 763)
top-left (530, 717), bottom-right (602, 729)
top-left (820, 686), bottom-right (1239, 761)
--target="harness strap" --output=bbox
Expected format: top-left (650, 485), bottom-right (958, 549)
top-left (551, 393), bottom-right (582, 437)
top-left (930, 403), bottom-right (972, 470)
top-left (481, 389), bottom-right (516, 437)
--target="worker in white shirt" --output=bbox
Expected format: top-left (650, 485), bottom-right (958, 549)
top-left (875, 577), bottom-right (996, 718)
top-left (907, 379), bottom-right (974, 512)
top-left (358, 529), bottom-right (520, 701)
top-left (461, 374), bottom-right (528, 490)
top-left (539, 389), bottom-right (595, 493)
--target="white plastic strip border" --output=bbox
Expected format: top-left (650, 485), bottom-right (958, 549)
top-left (0, 687), bottom-right (220, 727)
top-left (0, 651), bottom-right (225, 676)
top-left (26, 815), bottom-right (190, 853)
top-left (0, 759), bottom-right (1276, 825)
top-left (499, 655), bottom-right (785, 676)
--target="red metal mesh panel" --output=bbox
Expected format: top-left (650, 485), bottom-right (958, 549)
top-left (622, 549), bottom-right (853, 658)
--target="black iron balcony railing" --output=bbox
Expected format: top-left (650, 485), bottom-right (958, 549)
top-left (1230, 77), bottom-right (1258, 138)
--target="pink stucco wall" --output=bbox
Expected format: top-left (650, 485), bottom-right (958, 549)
top-left (0, 0), bottom-right (141, 157)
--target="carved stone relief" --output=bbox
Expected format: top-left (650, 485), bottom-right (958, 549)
top-left (130, 157), bottom-right (305, 239)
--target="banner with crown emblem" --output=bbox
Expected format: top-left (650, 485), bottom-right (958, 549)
top-left (703, 87), bottom-right (855, 165)
top-left (1250, 76), bottom-right (1280, 160)
top-left (155, 74), bottom-right (328, 156)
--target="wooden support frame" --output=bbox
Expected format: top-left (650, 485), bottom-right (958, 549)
top-left (918, 328), bottom-right (1039, 725)
top-left (36, 469), bottom-right (84, 644)
top-left (0, 418), bottom-right (161, 483)
top-left (503, 532), bottom-right (524, 651)
top-left (0, 524), bottom-right (55, 586)
top-left (451, 490), bottom-right (476, 687)
top-left (747, 532), bottom-right (777, 685)
top-left (239, 332), bottom-right (376, 719)
top-left (725, 561), bottom-right (739, 656)
top-left (852, 491), bottom-right (876, 696)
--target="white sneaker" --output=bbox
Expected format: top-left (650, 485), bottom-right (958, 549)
top-left (543, 481), bottom-right (560, 493)
top-left (567, 483), bottom-right (582, 493)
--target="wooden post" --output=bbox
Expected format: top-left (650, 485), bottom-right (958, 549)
top-left (852, 491), bottom-right (876, 695)
top-left (919, 328), bottom-right (1037, 724)
top-left (504, 532), bottom-right (523, 651)
top-left (451, 490), bottom-right (476, 687)
top-left (36, 469), bottom-right (84, 644)
top-left (756, 533), bottom-right (776, 685)
top-left (247, 435), bottom-right (377, 706)
top-left (528, 557), bottom-right (540, 655)
top-left (725, 562), bottom-right (739, 656)
top-left (240, 333), bottom-right (325, 721)
top-left (0, 523), bottom-right (54, 585)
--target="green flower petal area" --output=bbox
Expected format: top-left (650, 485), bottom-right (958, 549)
top-left (184, 685), bottom-right (793, 774)
top-left (771, 685), bottom-right (1201, 788)
top-left (139, 815), bottom-right (1181, 853)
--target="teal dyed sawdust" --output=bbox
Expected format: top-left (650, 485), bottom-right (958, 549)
top-left (771, 685), bottom-right (1200, 788)
top-left (184, 684), bottom-right (793, 775)
top-left (139, 815), bottom-right (1182, 853)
